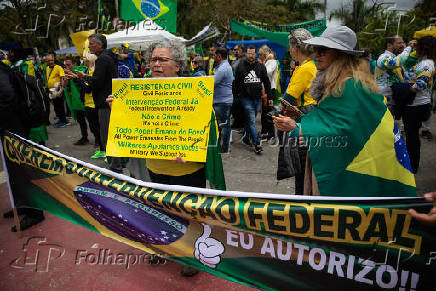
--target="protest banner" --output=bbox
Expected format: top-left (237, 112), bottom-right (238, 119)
top-left (229, 19), bottom-right (326, 48)
top-left (2, 132), bottom-right (435, 290)
top-left (106, 77), bottom-right (214, 162)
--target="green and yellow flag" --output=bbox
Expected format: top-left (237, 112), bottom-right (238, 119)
top-left (301, 78), bottom-right (416, 196)
top-left (230, 19), bottom-right (326, 48)
top-left (120, 0), bottom-right (177, 33)
top-left (64, 66), bottom-right (88, 120)
top-left (1, 131), bottom-right (435, 290)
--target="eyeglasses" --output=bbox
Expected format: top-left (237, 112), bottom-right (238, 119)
top-left (315, 47), bottom-right (332, 56)
top-left (150, 57), bottom-right (174, 64)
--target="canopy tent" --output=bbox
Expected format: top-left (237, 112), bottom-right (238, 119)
top-left (230, 19), bottom-right (326, 48)
top-left (414, 26), bottom-right (436, 39)
top-left (226, 39), bottom-right (287, 62)
top-left (55, 46), bottom-right (78, 55)
top-left (106, 19), bottom-right (185, 51)
top-left (184, 25), bottom-right (220, 46)
top-left (70, 19), bottom-right (220, 55)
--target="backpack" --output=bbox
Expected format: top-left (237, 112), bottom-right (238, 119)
top-left (5, 65), bottom-right (49, 128)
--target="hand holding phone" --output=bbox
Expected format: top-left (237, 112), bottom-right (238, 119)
top-left (279, 98), bottom-right (303, 119)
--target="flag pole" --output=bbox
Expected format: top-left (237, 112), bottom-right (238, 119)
top-left (97, 0), bottom-right (101, 31)
top-left (115, 0), bottom-right (119, 18)
top-left (324, 0), bottom-right (327, 19)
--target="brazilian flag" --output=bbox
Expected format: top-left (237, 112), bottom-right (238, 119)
top-left (205, 110), bottom-right (226, 190)
top-left (64, 80), bottom-right (85, 120)
top-left (301, 78), bottom-right (416, 196)
top-left (64, 66), bottom-right (88, 120)
top-left (120, 0), bottom-right (177, 33)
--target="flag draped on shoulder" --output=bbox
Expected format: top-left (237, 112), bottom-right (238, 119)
top-left (301, 78), bottom-right (416, 196)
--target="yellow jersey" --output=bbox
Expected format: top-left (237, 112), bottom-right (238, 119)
top-left (286, 58), bottom-right (317, 107)
top-left (46, 65), bottom-right (65, 88)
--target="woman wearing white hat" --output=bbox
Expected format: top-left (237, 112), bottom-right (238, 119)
top-left (273, 26), bottom-right (416, 197)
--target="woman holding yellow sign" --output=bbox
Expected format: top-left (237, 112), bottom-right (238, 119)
top-left (106, 39), bottom-right (226, 276)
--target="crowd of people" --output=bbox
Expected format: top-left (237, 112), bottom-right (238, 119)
top-left (1, 26), bottom-right (435, 247)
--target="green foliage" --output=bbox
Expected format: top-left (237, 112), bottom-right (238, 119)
top-left (2, 0), bottom-right (434, 56)
top-left (358, 9), bottom-right (432, 56)
top-left (330, 0), bottom-right (384, 33)
top-left (0, 0), bottom-right (117, 51)
top-left (177, 0), bottom-right (324, 41)
top-left (267, 0), bottom-right (325, 21)
top-left (332, 0), bottom-right (436, 56)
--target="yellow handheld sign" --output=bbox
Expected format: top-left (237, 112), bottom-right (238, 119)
top-left (106, 77), bottom-right (214, 162)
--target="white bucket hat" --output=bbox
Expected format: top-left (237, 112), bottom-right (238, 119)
top-left (303, 26), bottom-right (363, 55)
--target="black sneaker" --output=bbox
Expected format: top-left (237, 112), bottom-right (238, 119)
top-left (241, 134), bottom-right (252, 147)
top-left (74, 138), bottom-right (89, 146)
top-left (3, 209), bottom-right (25, 218)
top-left (254, 144), bottom-right (263, 154)
top-left (242, 137), bottom-right (252, 147)
top-left (11, 215), bottom-right (45, 232)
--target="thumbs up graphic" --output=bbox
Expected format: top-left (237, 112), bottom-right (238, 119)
top-left (194, 223), bottom-right (225, 268)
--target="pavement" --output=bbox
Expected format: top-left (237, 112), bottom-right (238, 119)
top-left (0, 107), bottom-right (435, 290)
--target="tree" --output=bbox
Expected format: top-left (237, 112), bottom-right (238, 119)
top-left (329, 0), bottom-right (384, 33)
top-left (177, 0), bottom-right (299, 40)
top-left (0, 0), bottom-right (117, 51)
top-left (411, 0), bottom-right (436, 27)
top-left (265, 0), bottom-right (325, 22)
top-left (357, 0), bottom-right (436, 55)
top-left (282, 0), bottom-right (325, 21)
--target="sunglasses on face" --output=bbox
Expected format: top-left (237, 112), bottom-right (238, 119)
top-left (315, 47), bottom-right (332, 56)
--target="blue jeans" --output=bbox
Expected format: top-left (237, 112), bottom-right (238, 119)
top-left (240, 98), bottom-right (261, 145)
top-left (213, 103), bottom-right (232, 152)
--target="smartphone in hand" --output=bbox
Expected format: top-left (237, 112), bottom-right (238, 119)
top-left (279, 98), bottom-right (303, 119)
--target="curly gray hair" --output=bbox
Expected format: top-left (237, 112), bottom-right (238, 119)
top-left (288, 28), bottom-right (313, 55)
top-left (147, 39), bottom-right (187, 70)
